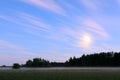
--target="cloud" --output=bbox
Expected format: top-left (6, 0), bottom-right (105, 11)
top-left (57, 19), bottom-right (109, 51)
top-left (48, 27), bottom-right (82, 44)
top-left (0, 54), bottom-right (25, 65)
top-left (79, 0), bottom-right (102, 11)
top-left (89, 43), bottom-right (120, 53)
top-left (0, 40), bottom-right (22, 50)
top-left (21, 0), bottom-right (65, 15)
top-left (0, 40), bottom-right (35, 55)
top-left (84, 21), bottom-right (110, 51)
top-left (0, 13), bottom-right (51, 35)
top-left (36, 15), bottom-right (109, 52)
top-left (19, 13), bottom-right (51, 32)
top-left (56, 18), bottom-right (109, 51)
top-left (0, 15), bottom-right (19, 24)
top-left (59, 1), bottom-right (80, 12)
top-left (71, 19), bottom-right (109, 51)
top-left (82, 19), bottom-right (109, 39)
top-left (0, 53), bottom-right (40, 65)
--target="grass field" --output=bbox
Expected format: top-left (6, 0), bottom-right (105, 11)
top-left (0, 68), bottom-right (120, 80)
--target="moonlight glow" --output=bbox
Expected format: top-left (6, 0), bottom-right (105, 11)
top-left (79, 33), bottom-right (93, 49)
top-left (83, 35), bottom-right (92, 44)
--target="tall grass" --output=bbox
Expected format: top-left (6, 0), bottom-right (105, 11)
top-left (0, 69), bottom-right (120, 80)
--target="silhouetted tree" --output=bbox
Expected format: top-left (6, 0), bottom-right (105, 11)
top-left (26, 60), bottom-right (33, 67)
top-left (66, 52), bottom-right (120, 67)
top-left (51, 62), bottom-right (65, 67)
top-left (1, 65), bottom-right (6, 67)
top-left (25, 58), bottom-right (50, 67)
top-left (23, 52), bottom-right (120, 67)
top-left (12, 63), bottom-right (20, 69)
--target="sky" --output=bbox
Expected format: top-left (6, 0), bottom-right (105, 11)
top-left (1, 0), bottom-right (120, 65)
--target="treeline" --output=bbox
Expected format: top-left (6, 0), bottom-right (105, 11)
top-left (12, 52), bottom-right (120, 68)
top-left (25, 58), bottom-right (50, 67)
top-left (24, 58), bottom-right (65, 67)
top-left (66, 52), bottom-right (120, 67)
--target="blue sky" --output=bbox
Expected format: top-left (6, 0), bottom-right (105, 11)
top-left (1, 0), bottom-right (120, 65)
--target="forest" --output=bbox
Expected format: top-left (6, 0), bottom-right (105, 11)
top-left (12, 52), bottom-right (120, 68)
top-left (21, 52), bottom-right (120, 67)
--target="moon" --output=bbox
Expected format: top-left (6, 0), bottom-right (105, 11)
top-left (80, 33), bottom-right (93, 48)
top-left (83, 35), bottom-right (92, 44)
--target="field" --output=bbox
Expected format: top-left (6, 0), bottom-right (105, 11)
top-left (0, 67), bottom-right (120, 80)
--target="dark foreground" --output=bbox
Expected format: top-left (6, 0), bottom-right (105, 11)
top-left (0, 67), bottom-right (120, 80)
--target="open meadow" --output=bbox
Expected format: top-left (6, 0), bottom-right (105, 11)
top-left (0, 67), bottom-right (120, 80)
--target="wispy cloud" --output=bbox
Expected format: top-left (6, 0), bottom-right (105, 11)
top-left (19, 12), bottom-right (51, 32)
top-left (0, 40), bottom-right (34, 55)
top-left (79, 0), bottom-right (102, 11)
top-left (35, 14), bottom-right (110, 53)
top-left (82, 19), bottom-right (109, 39)
top-left (21, 0), bottom-right (65, 15)
top-left (0, 40), bottom-right (22, 50)
top-left (0, 54), bottom-right (22, 65)
top-left (74, 18), bottom-right (110, 52)
top-left (0, 54), bottom-right (37, 65)
top-left (48, 26), bottom-right (82, 44)
top-left (90, 43), bottom-right (120, 53)
top-left (59, 1), bottom-right (80, 13)
top-left (0, 13), bottom-right (51, 35)
top-left (53, 18), bottom-right (109, 52)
